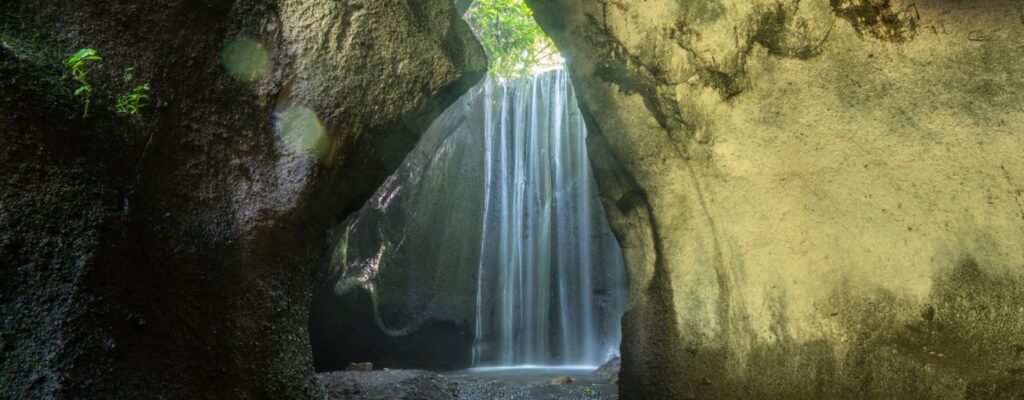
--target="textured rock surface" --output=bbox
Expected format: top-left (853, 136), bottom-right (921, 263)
top-left (0, 1), bottom-right (485, 398)
top-left (527, 0), bottom-right (1024, 398)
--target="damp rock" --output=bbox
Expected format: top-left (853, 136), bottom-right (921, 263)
top-left (593, 356), bottom-right (621, 383)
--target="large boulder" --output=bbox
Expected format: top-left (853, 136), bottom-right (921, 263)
top-left (0, 0), bottom-right (485, 398)
top-left (526, 0), bottom-right (1024, 398)
top-left (310, 75), bottom-right (490, 372)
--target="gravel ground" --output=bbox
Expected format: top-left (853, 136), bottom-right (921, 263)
top-left (319, 364), bottom-right (618, 400)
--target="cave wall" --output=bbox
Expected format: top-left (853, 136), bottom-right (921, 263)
top-left (526, 0), bottom-right (1024, 398)
top-left (0, 1), bottom-right (485, 398)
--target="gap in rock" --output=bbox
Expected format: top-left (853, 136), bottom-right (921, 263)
top-left (309, 1), bottom-right (626, 397)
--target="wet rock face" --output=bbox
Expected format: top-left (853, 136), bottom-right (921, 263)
top-left (527, 0), bottom-right (1024, 398)
top-left (0, 0), bottom-right (484, 399)
top-left (310, 77), bottom-right (490, 372)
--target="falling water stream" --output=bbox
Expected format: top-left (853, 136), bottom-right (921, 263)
top-left (328, 68), bottom-right (625, 373)
top-left (472, 70), bottom-right (625, 369)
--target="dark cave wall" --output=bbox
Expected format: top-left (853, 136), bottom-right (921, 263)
top-left (309, 287), bottom-right (474, 372)
top-left (0, 1), bottom-right (485, 399)
top-left (526, 0), bottom-right (1024, 399)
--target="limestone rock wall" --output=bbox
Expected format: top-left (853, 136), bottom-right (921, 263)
top-left (0, 1), bottom-right (485, 398)
top-left (526, 0), bottom-right (1024, 398)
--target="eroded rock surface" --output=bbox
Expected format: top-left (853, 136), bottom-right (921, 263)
top-left (527, 0), bottom-right (1024, 398)
top-left (0, 1), bottom-right (485, 398)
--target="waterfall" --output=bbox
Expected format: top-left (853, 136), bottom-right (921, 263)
top-left (328, 68), bottom-right (624, 371)
top-left (472, 69), bottom-right (626, 368)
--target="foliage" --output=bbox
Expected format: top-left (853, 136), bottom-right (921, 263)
top-left (467, 0), bottom-right (557, 77)
top-left (63, 49), bottom-right (153, 118)
top-left (63, 48), bottom-right (101, 118)
top-left (115, 67), bottom-right (150, 116)
top-left (115, 83), bottom-right (151, 116)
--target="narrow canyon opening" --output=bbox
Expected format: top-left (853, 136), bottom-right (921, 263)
top-left (308, 0), bottom-right (627, 389)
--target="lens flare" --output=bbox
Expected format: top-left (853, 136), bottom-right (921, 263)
top-left (275, 105), bottom-right (326, 157)
top-left (221, 38), bottom-right (270, 82)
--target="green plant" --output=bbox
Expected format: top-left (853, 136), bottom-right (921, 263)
top-left (114, 83), bottom-right (151, 116)
top-left (63, 48), bottom-right (102, 118)
top-left (63, 50), bottom-right (153, 117)
top-left (115, 68), bottom-right (151, 115)
top-left (467, 0), bottom-right (557, 77)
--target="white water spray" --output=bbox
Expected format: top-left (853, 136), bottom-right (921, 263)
top-left (472, 69), bottom-right (626, 368)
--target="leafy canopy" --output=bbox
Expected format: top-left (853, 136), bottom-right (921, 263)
top-left (467, 0), bottom-right (558, 77)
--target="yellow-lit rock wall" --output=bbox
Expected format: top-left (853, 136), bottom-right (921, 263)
top-left (528, 0), bottom-right (1024, 397)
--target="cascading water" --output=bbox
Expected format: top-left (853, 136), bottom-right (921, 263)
top-left (472, 70), bottom-right (626, 368)
top-left (322, 68), bottom-right (625, 371)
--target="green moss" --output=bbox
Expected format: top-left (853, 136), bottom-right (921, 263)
top-left (0, 30), bottom-right (76, 118)
top-left (3, 32), bottom-right (67, 105)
